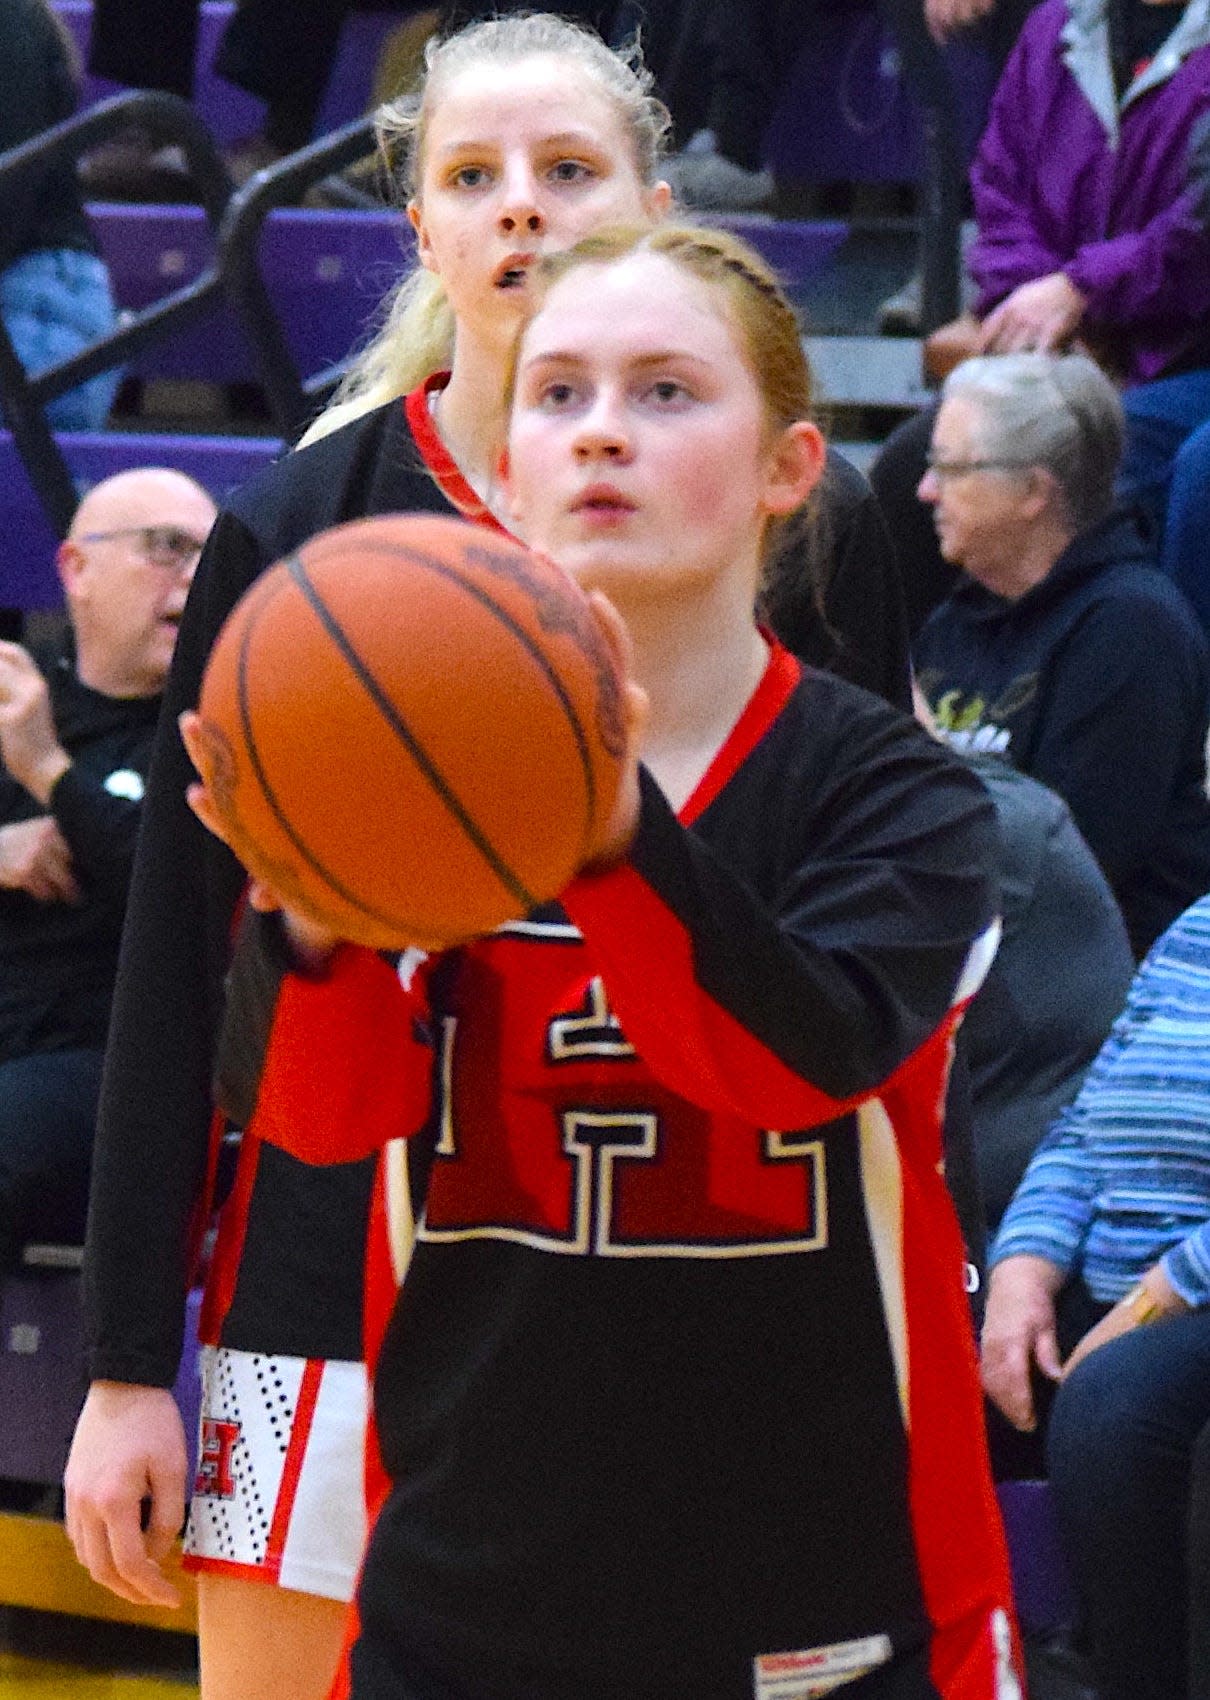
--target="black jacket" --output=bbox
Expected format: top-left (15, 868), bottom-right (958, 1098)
top-left (915, 511), bottom-right (1210, 956)
top-left (0, 644), bottom-right (159, 1061)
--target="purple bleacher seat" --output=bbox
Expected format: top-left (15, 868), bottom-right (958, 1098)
top-left (0, 1268), bottom-right (204, 1486)
top-left (175, 1284), bottom-right (204, 1489)
top-left (996, 1478), bottom-right (1079, 1636)
top-left (0, 1266), bottom-right (86, 1483)
top-left (84, 203), bottom-right (847, 389)
top-left (0, 430), bottom-right (281, 609)
top-left (89, 202), bottom-right (416, 384)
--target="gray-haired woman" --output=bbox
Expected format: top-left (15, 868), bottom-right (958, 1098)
top-left (913, 351), bottom-right (1210, 957)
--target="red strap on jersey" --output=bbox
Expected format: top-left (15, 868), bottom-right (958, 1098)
top-left (252, 945), bottom-right (429, 1165)
top-left (404, 375), bottom-right (514, 534)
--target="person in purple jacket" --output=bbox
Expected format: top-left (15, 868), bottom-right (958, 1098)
top-left (871, 0), bottom-right (1210, 627)
top-left (968, 0), bottom-right (1210, 540)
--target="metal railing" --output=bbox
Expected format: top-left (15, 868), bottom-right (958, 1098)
top-left (0, 93), bottom-right (384, 538)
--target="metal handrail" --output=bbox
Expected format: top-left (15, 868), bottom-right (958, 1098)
top-left (213, 114), bottom-right (382, 437)
top-left (0, 90), bottom-right (235, 534)
top-left (0, 98), bottom-right (388, 537)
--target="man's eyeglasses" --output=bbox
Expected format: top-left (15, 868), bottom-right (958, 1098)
top-left (80, 525), bottom-right (208, 569)
top-left (924, 456), bottom-right (1034, 481)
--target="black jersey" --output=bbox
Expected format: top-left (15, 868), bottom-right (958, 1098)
top-left (244, 649), bottom-right (1017, 1700)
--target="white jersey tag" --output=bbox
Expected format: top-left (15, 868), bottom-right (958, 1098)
top-left (754, 1633), bottom-right (893, 1698)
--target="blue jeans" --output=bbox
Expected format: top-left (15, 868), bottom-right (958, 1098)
top-left (0, 247), bottom-right (122, 431)
top-left (0, 1046), bottom-right (104, 1271)
top-left (1162, 418), bottom-right (1210, 640)
top-left (1118, 368), bottom-right (1210, 556)
top-left (1046, 1311), bottom-right (1210, 1700)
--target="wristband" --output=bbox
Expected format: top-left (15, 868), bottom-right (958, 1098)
top-left (1123, 1281), bottom-right (1163, 1325)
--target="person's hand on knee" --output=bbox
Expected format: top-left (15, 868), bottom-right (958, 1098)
top-left (981, 1254), bottom-right (1065, 1430)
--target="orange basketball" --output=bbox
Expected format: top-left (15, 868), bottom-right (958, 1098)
top-left (195, 513), bottom-right (627, 950)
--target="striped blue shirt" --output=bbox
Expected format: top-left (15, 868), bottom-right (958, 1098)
top-left (991, 893), bottom-right (1210, 1305)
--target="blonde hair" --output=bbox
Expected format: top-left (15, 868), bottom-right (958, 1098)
top-left (518, 223), bottom-right (813, 432)
top-left (302, 13), bottom-right (669, 447)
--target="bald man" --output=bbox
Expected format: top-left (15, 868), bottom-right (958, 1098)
top-left (0, 468), bottom-right (216, 1272)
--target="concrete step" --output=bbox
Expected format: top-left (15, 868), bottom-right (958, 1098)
top-left (805, 335), bottom-right (930, 412)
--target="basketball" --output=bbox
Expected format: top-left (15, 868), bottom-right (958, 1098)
top-left (194, 513), bottom-right (628, 950)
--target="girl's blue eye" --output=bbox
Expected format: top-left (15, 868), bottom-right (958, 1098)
top-left (649, 380), bottom-right (690, 405)
top-left (539, 382), bottom-right (578, 409)
top-left (452, 165), bottom-right (489, 189)
top-left (549, 159), bottom-right (593, 183)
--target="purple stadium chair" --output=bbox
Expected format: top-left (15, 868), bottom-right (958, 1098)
top-left (0, 1261), bottom-right (87, 1484)
top-left (83, 203), bottom-right (848, 389)
top-left (0, 1260), bottom-right (204, 1488)
top-left (997, 1478), bottom-right (1079, 1636)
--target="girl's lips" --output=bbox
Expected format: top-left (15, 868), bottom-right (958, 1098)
top-left (494, 254), bottom-right (536, 288)
top-left (572, 485), bottom-right (636, 513)
top-left (570, 496), bottom-right (639, 531)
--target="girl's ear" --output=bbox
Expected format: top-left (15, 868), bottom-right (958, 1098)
top-left (762, 421), bottom-right (826, 517)
top-left (408, 200), bottom-right (437, 273)
top-left (645, 178), bottom-right (673, 221)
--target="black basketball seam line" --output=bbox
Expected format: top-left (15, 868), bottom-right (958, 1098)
top-left (299, 539), bottom-right (601, 859)
top-left (284, 548), bottom-right (542, 911)
top-left (308, 535), bottom-right (600, 853)
top-left (285, 540), bottom-right (601, 904)
top-left (413, 541), bottom-right (599, 824)
top-left (234, 580), bottom-right (451, 940)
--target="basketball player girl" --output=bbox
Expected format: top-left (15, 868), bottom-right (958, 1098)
top-left (65, 18), bottom-right (678, 1700)
top-left (186, 224), bottom-right (1024, 1700)
top-left (65, 18), bottom-right (911, 1700)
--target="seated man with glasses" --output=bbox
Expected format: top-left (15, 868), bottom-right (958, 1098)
top-left (914, 351), bottom-right (1210, 959)
top-left (0, 467), bottom-right (215, 1273)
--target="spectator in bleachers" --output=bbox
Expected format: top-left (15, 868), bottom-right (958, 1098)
top-left (82, 0), bottom-right (397, 192)
top-left (872, 0), bottom-right (1210, 623)
top-left (966, 0), bottom-right (1210, 541)
top-left (625, 0), bottom-right (803, 210)
top-left (0, 468), bottom-right (215, 1272)
top-left (874, 0), bottom-right (1040, 336)
top-left (981, 891), bottom-right (1210, 1700)
top-left (0, 0), bottom-right (122, 429)
top-left (913, 352), bottom-right (1210, 959)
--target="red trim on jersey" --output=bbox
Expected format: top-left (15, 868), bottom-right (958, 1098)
top-left (900, 1148), bottom-right (1021, 1695)
top-left (563, 861), bottom-right (872, 1132)
top-left (362, 1155), bottom-right (394, 1517)
top-left (252, 946), bottom-right (427, 1165)
top-left (199, 1128), bottom-right (262, 1347)
top-left (181, 1552), bottom-right (282, 1585)
top-left (681, 637), bottom-right (800, 824)
top-left (404, 375), bottom-right (513, 534)
top-left (263, 1356), bottom-right (326, 1576)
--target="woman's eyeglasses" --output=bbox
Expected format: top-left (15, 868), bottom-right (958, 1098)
top-left (924, 456), bottom-right (1033, 481)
